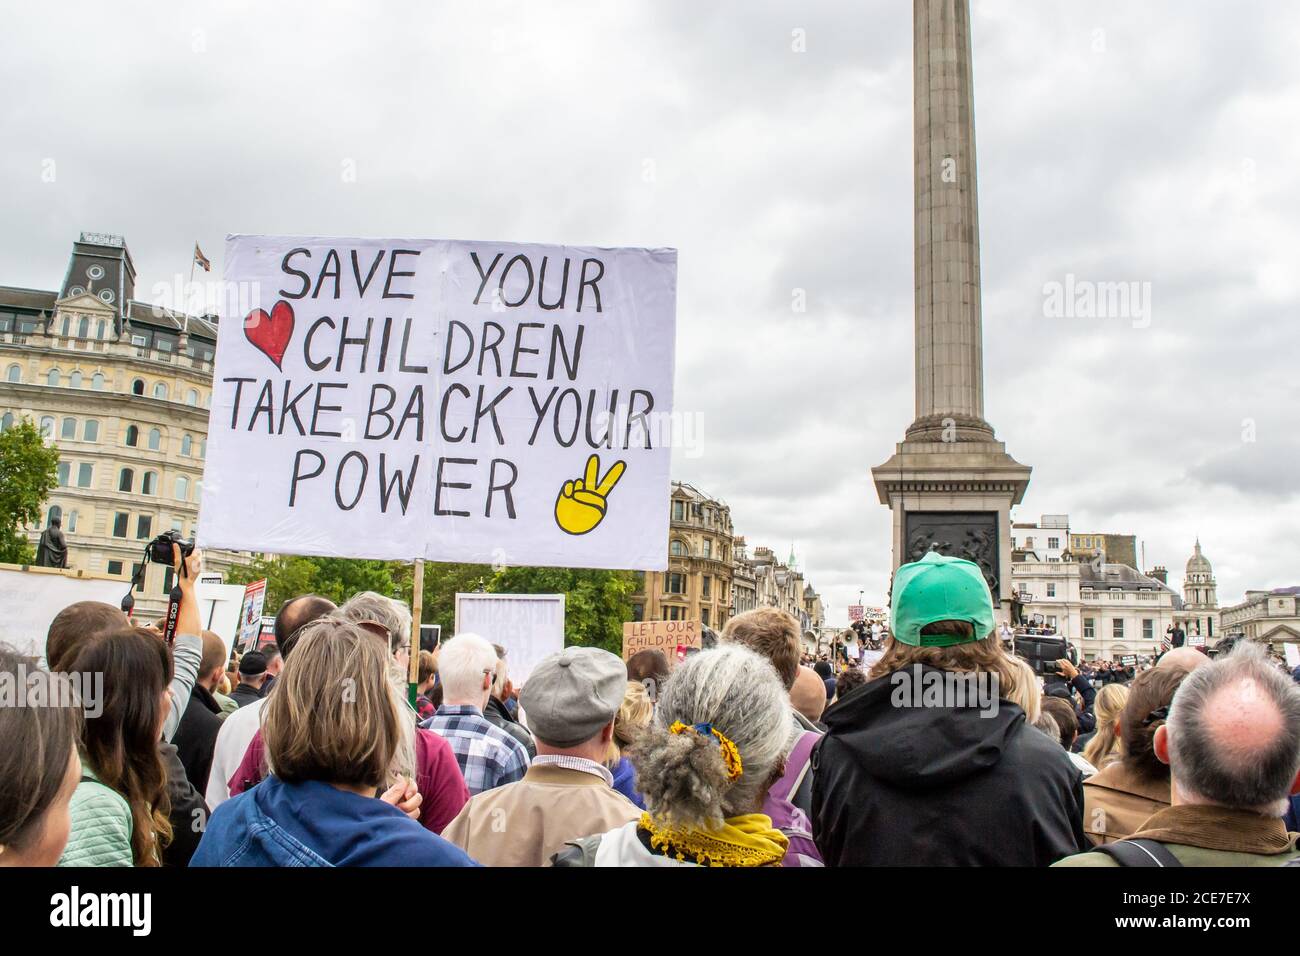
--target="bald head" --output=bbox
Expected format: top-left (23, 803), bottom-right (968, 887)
top-left (790, 666), bottom-right (827, 724)
top-left (1158, 647), bottom-right (1209, 675)
top-left (273, 595), bottom-right (337, 659)
top-left (1163, 641), bottom-right (1300, 812)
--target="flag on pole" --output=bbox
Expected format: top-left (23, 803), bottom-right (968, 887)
top-left (193, 243), bottom-right (211, 272)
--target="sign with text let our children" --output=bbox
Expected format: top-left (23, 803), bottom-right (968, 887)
top-left (199, 236), bottom-right (676, 570)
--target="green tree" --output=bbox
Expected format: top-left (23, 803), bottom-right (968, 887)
top-left (0, 419), bottom-right (60, 564)
top-left (227, 555), bottom-right (402, 614)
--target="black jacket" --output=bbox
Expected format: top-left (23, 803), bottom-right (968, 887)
top-left (485, 695), bottom-right (537, 759)
top-left (173, 684), bottom-right (224, 794)
top-left (231, 683), bottom-right (263, 709)
top-left (811, 665), bottom-right (1087, 866)
top-left (159, 741), bottom-right (209, 868)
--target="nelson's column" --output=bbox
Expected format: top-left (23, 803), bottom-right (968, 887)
top-left (872, 0), bottom-right (1031, 621)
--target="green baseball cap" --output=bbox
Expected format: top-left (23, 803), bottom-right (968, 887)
top-left (890, 551), bottom-right (995, 647)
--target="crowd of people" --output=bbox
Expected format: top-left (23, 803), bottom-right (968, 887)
top-left (1, 545), bottom-right (1298, 868)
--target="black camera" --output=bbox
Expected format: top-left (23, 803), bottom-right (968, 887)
top-left (149, 529), bottom-right (195, 565)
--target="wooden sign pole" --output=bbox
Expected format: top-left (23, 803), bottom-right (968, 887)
top-left (409, 559), bottom-right (425, 707)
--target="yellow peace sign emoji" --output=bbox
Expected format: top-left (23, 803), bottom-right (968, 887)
top-left (554, 454), bottom-right (626, 535)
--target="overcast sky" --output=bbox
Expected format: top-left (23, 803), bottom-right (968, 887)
top-left (3, 0), bottom-right (1297, 622)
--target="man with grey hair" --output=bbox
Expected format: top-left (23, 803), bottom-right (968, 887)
top-left (419, 633), bottom-right (530, 795)
top-left (441, 646), bottom-right (639, 865)
top-left (1056, 641), bottom-right (1300, 867)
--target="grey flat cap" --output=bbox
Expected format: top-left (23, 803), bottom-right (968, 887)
top-left (521, 646), bottom-right (627, 748)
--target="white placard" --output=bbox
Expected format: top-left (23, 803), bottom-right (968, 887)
top-left (0, 565), bottom-right (243, 662)
top-left (453, 592), bottom-right (565, 685)
top-left (1284, 643), bottom-right (1300, 670)
top-left (199, 236), bottom-right (677, 572)
top-left (0, 565), bottom-right (127, 661)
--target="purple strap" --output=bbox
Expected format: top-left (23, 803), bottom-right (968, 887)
top-left (769, 730), bottom-right (819, 804)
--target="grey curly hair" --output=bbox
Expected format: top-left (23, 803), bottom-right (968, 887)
top-left (629, 644), bottom-right (791, 831)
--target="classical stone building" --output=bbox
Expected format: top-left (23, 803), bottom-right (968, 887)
top-left (1067, 531), bottom-right (1139, 572)
top-left (631, 482), bottom-right (736, 628)
top-left (1174, 540), bottom-right (1220, 640)
top-left (0, 233), bottom-right (245, 617)
top-left (1012, 555), bottom-right (1177, 659)
top-left (1220, 586), bottom-right (1300, 646)
top-left (1011, 514), bottom-right (1070, 562)
top-left (630, 484), bottom-right (824, 635)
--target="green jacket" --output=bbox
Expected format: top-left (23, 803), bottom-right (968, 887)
top-left (1054, 804), bottom-right (1300, 867)
top-left (57, 767), bottom-right (134, 867)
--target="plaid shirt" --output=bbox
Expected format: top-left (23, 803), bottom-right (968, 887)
top-left (421, 704), bottom-right (530, 795)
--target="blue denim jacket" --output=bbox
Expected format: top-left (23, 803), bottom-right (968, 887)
top-left (190, 776), bottom-right (477, 867)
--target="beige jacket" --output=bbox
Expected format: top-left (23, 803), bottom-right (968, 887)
top-left (442, 763), bottom-right (641, 867)
top-left (1082, 760), bottom-right (1170, 845)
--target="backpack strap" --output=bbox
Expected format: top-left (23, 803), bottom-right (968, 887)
top-left (769, 730), bottom-right (819, 805)
top-left (1093, 839), bottom-right (1183, 867)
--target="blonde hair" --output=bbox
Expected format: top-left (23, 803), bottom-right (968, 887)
top-left (1004, 656), bottom-right (1042, 723)
top-left (262, 619), bottom-right (403, 789)
top-left (1082, 682), bottom-right (1128, 769)
top-left (607, 681), bottom-right (655, 763)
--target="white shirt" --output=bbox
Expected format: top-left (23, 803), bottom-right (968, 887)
top-left (531, 754), bottom-right (614, 787)
top-left (205, 697), bottom-right (265, 808)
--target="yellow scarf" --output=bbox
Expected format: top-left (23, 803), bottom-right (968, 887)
top-left (639, 811), bottom-right (789, 867)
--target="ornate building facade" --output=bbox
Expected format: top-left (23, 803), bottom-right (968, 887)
top-left (630, 483), bottom-right (823, 635)
top-left (1174, 539), bottom-right (1220, 640)
top-left (1220, 587), bottom-right (1300, 646)
top-left (0, 233), bottom-right (245, 617)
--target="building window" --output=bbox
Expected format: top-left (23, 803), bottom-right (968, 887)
top-left (40, 416), bottom-right (55, 437)
top-left (1048, 537), bottom-right (1059, 550)
top-left (667, 573), bottom-right (685, 594)
top-left (670, 540), bottom-right (685, 557)
top-left (83, 420), bottom-right (99, 442)
top-left (1142, 619), bottom-right (1154, 641)
top-left (77, 317), bottom-right (89, 338)
top-left (199, 440), bottom-right (206, 458)
top-left (132, 563), bottom-right (145, 593)
top-left (119, 468), bottom-right (134, 493)
top-left (132, 379), bottom-right (145, 396)
top-left (107, 560), bottom-right (123, 576)
top-left (47, 505), bottom-right (62, 526)
top-left (1010, 537), bottom-right (1017, 548)
top-left (125, 425), bottom-right (139, 447)
top-left (92, 372), bottom-right (105, 390)
top-left (113, 513), bottom-right (129, 537)
top-left (181, 434), bottom-right (192, 456)
top-left (161, 567), bottom-right (175, 595)
top-left (1083, 618), bottom-right (1095, 640)
top-left (632, 604), bottom-right (644, 622)
top-left (187, 388), bottom-right (199, 406)
top-left (76, 463), bottom-right (93, 488)
top-left (672, 500), bottom-right (684, 521)
top-left (703, 538), bottom-right (712, 558)
top-left (175, 476), bottom-right (190, 500)
top-left (702, 575), bottom-right (711, 599)
top-left (61, 417), bottom-right (77, 440)
top-left (701, 608), bottom-right (710, 626)
top-left (148, 428), bottom-right (161, 451)
top-left (153, 382), bottom-right (168, 400)
top-left (47, 369), bottom-right (60, 387)
top-left (96, 321), bottom-right (106, 341)
top-left (0, 412), bottom-right (12, 432)
top-left (141, 471), bottom-right (157, 495)
top-left (69, 371), bottom-right (82, 388)
top-left (1046, 583), bottom-right (1056, 598)
top-left (667, 606), bottom-right (683, 621)
top-left (5, 364), bottom-right (19, 383)
top-left (136, 515), bottom-right (153, 539)
top-left (1112, 619), bottom-right (1125, 640)
top-left (57, 462), bottom-right (70, 486)
top-left (66, 510), bottom-right (78, 533)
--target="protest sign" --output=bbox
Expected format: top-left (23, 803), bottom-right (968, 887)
top-left (622, 619), bottom-right (701, 665)
top-left (848, 605), bottom-right (864, 622)
top-left (1284, 643), bottom-right (1300, 669)
top-left (0, 564), bottom-right (126, 661)
top-left (1188, 633), bottom-right (1206, 647)
top-left (454, 592), bottom-right (565, 685)
top-left (237, 580), bottom-right (267, 651)
top-left (1120, 654), bottom-right (1138, 667)
top-left (198, 236), bottom-right (677, 572)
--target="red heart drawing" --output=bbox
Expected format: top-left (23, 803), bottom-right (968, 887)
top-left (244, 300), bottom-right (295, 370)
